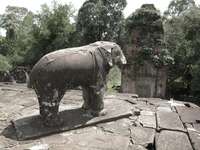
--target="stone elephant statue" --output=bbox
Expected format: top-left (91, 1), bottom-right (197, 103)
top-left (28, 41), bottom-right (127, 127)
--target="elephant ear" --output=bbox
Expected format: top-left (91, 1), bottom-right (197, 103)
top-left (97, 47), bottom-right (113, 67)
top-left (103, 47), bottom-right (113, 67)
top-left (94, 41), bottom-right (115, 67)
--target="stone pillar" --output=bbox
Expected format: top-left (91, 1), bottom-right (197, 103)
top-left (121, 4), bottom-right (167, 98)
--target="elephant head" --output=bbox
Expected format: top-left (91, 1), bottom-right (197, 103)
top-left (91, 41), bottom-right (127, 68)
top-left (110, 44), bottom-right (127, 67)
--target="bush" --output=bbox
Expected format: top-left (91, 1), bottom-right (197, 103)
top-left (0, 54), bottom-right (12, 71)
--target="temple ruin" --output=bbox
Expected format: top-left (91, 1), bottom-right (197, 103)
top-left (121, 4), bottom-right (167, 98)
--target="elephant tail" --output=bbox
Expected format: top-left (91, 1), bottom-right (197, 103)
top-left (26, 72), bottom-right (32, 88)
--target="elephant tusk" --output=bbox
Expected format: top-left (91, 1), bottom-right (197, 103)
top-left (121, 56), bottom-right (127, 64)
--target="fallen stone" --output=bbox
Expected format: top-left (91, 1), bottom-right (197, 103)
top-left (176, 106), bottom-right (200, 123)
top-left (156, 130), bottom-right (193, 150)
top-left (11, 99), bottom-right (133, 140)
top-left (130, 127), bottom-right (155, 147)
top-left (157, 111), bottom-right (185, 131)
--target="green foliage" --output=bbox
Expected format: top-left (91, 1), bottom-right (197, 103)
top-left (25, 2), bottom-right (75, 64)
top-left (0, 36), bottom-right (10, 55)
top-left (0, 6), bottom-right (34, 67)
top-left (191, 62), bottom-right (200, 97)
top-left (126, 4), bottom-right (161, 30)
top-left (164, 0), bottom-right (200, 99)
top-left (125, 4), bottom-right (163, 48)
top-left (107, 66), bottom-right (121, 92)
top-left (76, 0), bottom-right (127, 44)
top-left (0, 6), bottom-right (28, 40)
top-left (136, 47), bottom-right (174, 68)
top-left (0, 54), bottom-right (11, 71)
top-left (125, 4), bottom-right (173, 69)
top-left (164, 0), bottom-right (196, 17)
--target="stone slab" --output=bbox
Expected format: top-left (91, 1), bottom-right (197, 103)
top-left (157, 111), bottom-right (185, 131)
top-left (157, 106), bottom-right (172, 113)
top-left (146, 98), bottom-right (169, 107)
top-left (11, 99), bottom-right (133, 140)
top-left (188, 130), bottom-right (200, 150)
top-left (176, 106), bottom-right (200, 123)
top-left (130, 127), bottom-right (155, 147)
top-left (128, 144), bottom-right (147, 150)
top-left (156, 130), bottom-right (193, 150)
top-left (138, 111), bottom-right (156, 128)
top-left (193, 123), bottom-right (200, 132)
top-left (61, 127), bottom-right (130, 150)
top-left (97, 118), bottom-right (131, 136)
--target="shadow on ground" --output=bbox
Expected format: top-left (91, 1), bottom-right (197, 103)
top-left (2, 108), bottom-right (93, 141)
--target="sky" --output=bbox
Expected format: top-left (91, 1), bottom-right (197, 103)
top-left (0, 0), bottom-right (199, 16)
top-left (0, 0), bottom-right (200, 35)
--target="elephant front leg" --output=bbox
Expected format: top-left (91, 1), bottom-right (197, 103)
top-left (89, 86), bottom-right (107, 117)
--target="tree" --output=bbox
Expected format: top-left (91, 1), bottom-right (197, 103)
top-left (25, 2), bottom-right (75, 65)
top-left (164, 0), bottom-right (196, 17)
top-left (0, 1), bottom-right (75, 67)
top-left (76, 0), bottom-right (127, 44)
top-left (164, 1), bottom-right (200, 99)
top-left (0, 6), bottom-right (33, 67)
top-left (0, 54), bottom-right (11, 71)
top-left (0, 6), bottom-right (28, 40)
top-left (182, 7), bottom-right (200, 97)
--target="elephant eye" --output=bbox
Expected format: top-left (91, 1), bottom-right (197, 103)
top-left (116, 51), bottom-right (121, 56)
top-left (112, 48), bottom-right (120, 56)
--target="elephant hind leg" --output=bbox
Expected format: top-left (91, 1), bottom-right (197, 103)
top-left (37, 88), bottom-right (65, 127)
top-left (82, 86), bottom-right (92, 110)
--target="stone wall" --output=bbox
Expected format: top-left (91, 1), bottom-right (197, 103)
top-left (0, 66), bottom-right (30, 83)
top-left (121, 4), bottom-right (167, 98)
top-left (122, 62), bottom-right (167, 97)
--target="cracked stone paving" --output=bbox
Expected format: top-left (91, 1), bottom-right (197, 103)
top-left (0, 83), bottom-right (200, 150)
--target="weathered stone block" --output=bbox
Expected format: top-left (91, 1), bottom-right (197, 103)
top-left (130, 127), bottom-right (155, 147)
top-left (156, 130), bottom-right (193, 150)
top-left (176, 106), bottom-right (200, 123)
top-left (138, 110), bottom-right (156, 128)
top-left (188, 130), bottom-right (200, 150)
top-left (157, 111), bottom-right (185, 131)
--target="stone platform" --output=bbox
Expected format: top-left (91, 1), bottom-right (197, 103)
top-left (0, 83), bottom-right (200, 150)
